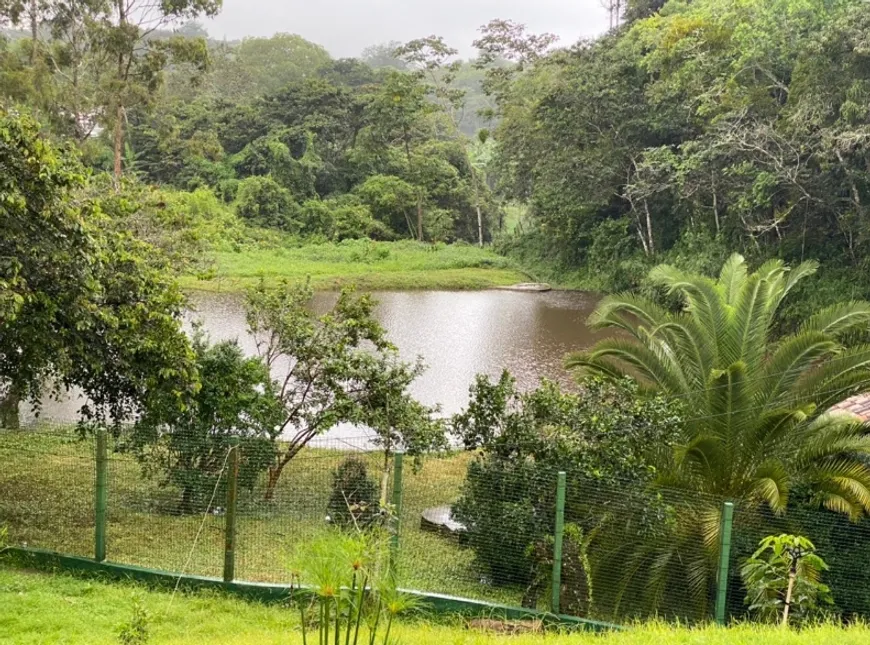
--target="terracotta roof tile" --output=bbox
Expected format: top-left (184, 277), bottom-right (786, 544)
top-left (831, 393), bottom-right (870, 422)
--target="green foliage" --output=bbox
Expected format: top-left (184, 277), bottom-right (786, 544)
top-left (491, 0), bottom-right (870, 300)
top-left (235, 176), bottom-right (298, 231)
top-left (524, 523), bottom-right (595, 615)
top-left (117, 597), bottom-right (151, 645)
top-left (452, 372), bottom-right (683, 591)
top-left (243, 281), bottom-right (438, 496)
top-left (290, 530), bottom-right (421, 645)
top-left (741, 534), bottom-right (833, 625)
top-left (0, 110), bottom-right (196, 430)
top-left (131, 337), bottom-right (284, 512)
top-left (328, 198), bottom-right (384, 241)
top-left (327, 458), bottom-right (380, 530)
top-left (355, 174), bottom-right (418, 236)
top-left (207, 34), bottom-right (332, 99)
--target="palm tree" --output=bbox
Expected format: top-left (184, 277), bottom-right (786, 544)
top-left (565, 254), bottom-right (870, 617)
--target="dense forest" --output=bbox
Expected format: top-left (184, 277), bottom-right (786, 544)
top-left (3, 0), bottom-right (870, 321)
top-left (0, 8), bottom-right (501, 247)
top-left (493, 0), bottom-right (870, 316)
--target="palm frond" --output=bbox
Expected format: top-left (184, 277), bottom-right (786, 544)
top-left (749, 461), bottom-right (790, 514)
top-left (650, 317), bottom-right (713, 391)
top-left (800, 301), bottom-right (870, 339)
top-left (781, 260), bottom-right (820, 302)
top-left (565, 337), bottom-right (686, 394)
top-left (759, 332), bottom-right (837, 408)
top-left (587, 293), bottom-right (672, 334)
top-left (648, 264), bottom-right (727, 351)
top-left (718, 253), bottom-right (747, 306)
top-left (794, 345), bottom-right (870, 409)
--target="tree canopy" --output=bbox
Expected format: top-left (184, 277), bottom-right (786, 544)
top-left (0, 110), bottom-right (196, 428)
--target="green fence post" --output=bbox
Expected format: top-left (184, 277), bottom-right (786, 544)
top-left (223, 438), bottom-right (240, 584)
top-left (390, 451), bottom-right (405, 578)
top-left (94, 428), bottom-right (108, 563)
top-left (715, 501), bottom-right (735, 626)
top-left (551, 471), bottom-right (567, 614)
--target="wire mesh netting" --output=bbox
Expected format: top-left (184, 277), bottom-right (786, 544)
top-left (4, 422), bottom-right (870, 625)
top-left (0, 426), bottom-right (94, 557)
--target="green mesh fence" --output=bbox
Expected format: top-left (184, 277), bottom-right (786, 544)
top-left (3, 423), bottom-right (870, 625)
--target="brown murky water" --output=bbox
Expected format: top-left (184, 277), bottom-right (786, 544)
top-left (25, 290), bottom-right (607, 441)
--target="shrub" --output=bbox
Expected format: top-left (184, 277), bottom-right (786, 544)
top-left (290, 530), bottom-right (420, 645)
top-left (131, 336), bottom-right (285, 513)
top-left (330, 200), bottom-right (379, 241)
top-left (117, 597), bottom-right (150, 645)
top-left (354, 174), bottom-right (418, 236)
top-left (298, 199), bottom-right (334, 237)
top-left (327, 458), bottom-right (380, 529)
top-left (235, 175), bottom-right (299, 231)
top-left (741, 534), bottom-right (833, 625)
top-left (451, 374), bottom-right (683, 593)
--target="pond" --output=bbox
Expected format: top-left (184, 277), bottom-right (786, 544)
top-left (24, 289), bottom-right (607, 443)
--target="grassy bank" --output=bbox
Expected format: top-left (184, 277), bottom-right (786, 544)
top-left (180, 240), bottom-right (528, 292)
top-left (1, 567), bottom-right (867, 645)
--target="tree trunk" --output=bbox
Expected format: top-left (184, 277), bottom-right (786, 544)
top-left (28, 0), bottom-right (38, 64)
top-left (178, 485), bottom-right (195, 515)
top-left (403, 209), bottom-right (415, 239)
top-left (416, 192), bottom-right (424, 242)
top-left (476, 204), bottom-right (484, 247)
top-left (379, 451), bottom-right (391, 507)
top-left (643, 199), bottom-right (655, 255)
top-left (712, 172), bottom-right (721, 236)
top-left (264, 462), bottom-right (286, 501)
top-left (113, 104), bottom-right (124, 184)
top-left (0, 389), bottom-right (20, 430)
top-left (781, 569), bottom-right (796, 627)
top-left (113, 0), bottom-right (127, 185)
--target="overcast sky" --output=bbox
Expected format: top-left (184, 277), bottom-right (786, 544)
top-left (204, 0), bottom-right (610, 59)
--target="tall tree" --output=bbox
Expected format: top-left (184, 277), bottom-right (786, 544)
top-left (365, 69), bottom-right (433, 240)
top-left (396, 35), bottom-right (490, 245)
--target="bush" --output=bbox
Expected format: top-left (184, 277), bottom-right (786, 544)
top-left (741, 534), bottom-right (833, 625)
top-left (235, 175), bottom-right (299, 231)
top-left (327, 458), bottom-right (381, 529)
top-left (131, 337), bottom-right (285, 513)
top-left (117, 597), bottom-right (150, 645)
top-left (330, 200), bottom-right (380, 241)
top-left (298, 199), bottom-right (334, 237)
top-left (452, 373), bottom-right (683, 595)
top-left (354, 174), bottom-right (418, 236)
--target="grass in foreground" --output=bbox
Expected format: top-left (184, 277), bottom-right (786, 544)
top-left (1, 567), bottom-right (868, 645)
top-left (179, 240), bottom-right (528, 292)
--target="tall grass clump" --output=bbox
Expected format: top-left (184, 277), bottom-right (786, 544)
top-left (290, 529), bottom-right (421, 645)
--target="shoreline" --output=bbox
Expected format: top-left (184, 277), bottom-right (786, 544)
top-left (179, 267), bottom-right (530, 293)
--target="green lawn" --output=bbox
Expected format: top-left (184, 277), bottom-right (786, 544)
top-left (179, 240), bottom-right (528, 292)
top-left (0, 429), bottom-right (521, 606)
top-left (0, 567), bottom-right (866, 645)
